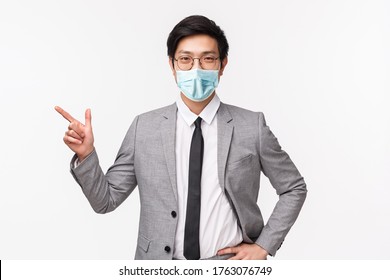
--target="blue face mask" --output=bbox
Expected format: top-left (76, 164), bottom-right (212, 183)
top-left (176, 68), bottom-right (219, 102)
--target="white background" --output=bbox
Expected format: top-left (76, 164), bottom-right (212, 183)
top-left (0, 0), bottom-right (389, 259)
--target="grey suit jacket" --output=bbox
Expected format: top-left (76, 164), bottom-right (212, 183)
top-left (70, 102), bottom-right (307, 259)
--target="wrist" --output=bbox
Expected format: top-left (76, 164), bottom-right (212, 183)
top-left (77, 147), bottom-right (94, 162)
top-left (256, 244), bottom-right (269, 256)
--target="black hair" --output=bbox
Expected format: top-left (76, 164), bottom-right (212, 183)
top-left (167, 15), bottom-right (229, 64)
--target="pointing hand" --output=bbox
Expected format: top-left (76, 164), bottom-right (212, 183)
top-left (55, 106), bottom-right (95, 162)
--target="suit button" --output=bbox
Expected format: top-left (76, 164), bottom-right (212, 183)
top-left (171, 211), bottom-right (177, 218)
top-left (164, 246), bottom-right (171, 253)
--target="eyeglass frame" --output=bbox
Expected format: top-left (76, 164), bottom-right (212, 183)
top-left (172, 55), bottom-right (221, 71)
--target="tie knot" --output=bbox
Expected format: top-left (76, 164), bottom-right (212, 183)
top-left (194, 117), bottom-right (202, 128)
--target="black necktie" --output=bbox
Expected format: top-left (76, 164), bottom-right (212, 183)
top-left (184, 117), bottom-right (203, 260)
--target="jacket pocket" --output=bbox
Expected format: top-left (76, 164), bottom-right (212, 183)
top-left (227, 154), bottom-right (254, 170)
top-left (137, 234), bottom-right (151, 253)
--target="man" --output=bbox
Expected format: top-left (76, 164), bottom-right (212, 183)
top-left (55, 15), bottom-right (307, 260)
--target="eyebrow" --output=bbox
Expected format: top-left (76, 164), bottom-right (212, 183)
top-left (177, 50), bottom-right (218, 55)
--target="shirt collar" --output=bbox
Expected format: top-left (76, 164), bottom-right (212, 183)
top-left (176, 94), bottom-right (221, 126)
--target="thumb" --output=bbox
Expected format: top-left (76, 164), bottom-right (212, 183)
top-left (85, 108), bottom-right (92, 128)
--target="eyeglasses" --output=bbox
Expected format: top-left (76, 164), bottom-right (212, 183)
top-left (174, 55), bottom-right (220, 71)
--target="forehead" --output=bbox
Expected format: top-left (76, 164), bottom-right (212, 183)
top-left (175, 34), bottom-right (219, 55)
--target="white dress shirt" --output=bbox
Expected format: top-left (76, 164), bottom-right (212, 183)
top-left (173, 94), bottom-right (243, 259)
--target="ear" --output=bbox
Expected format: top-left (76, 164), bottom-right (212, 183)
top-left (169, 57), bottom-right (176, 75)
top-left (219, 56), bottom-right (228, 76)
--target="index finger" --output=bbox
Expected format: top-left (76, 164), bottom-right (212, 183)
top-left (55, 106), bottom-right (75, 122)
top-left (217, 247), bottom-right (237, 256)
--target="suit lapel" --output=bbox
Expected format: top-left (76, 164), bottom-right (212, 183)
top-left (159, 101), bottom-right (233, 199)
top-left (160, 103), bottom-right (178, 201)
top-left (217, 102), bottom-right (233, 192)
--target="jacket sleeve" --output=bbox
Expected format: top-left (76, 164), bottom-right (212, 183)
top-left (255, 112), bottom-right (307, 256)
top-left (69, 116), bottom-right (139, 214)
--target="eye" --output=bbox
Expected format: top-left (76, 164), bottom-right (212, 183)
top-left (178, 56), bottom-right (192, 63)
top-left (202, 56), bottom-right (216, 62)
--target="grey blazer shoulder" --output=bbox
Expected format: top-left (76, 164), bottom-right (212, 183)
top-left (70, 101), bottom-right (307, 259)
